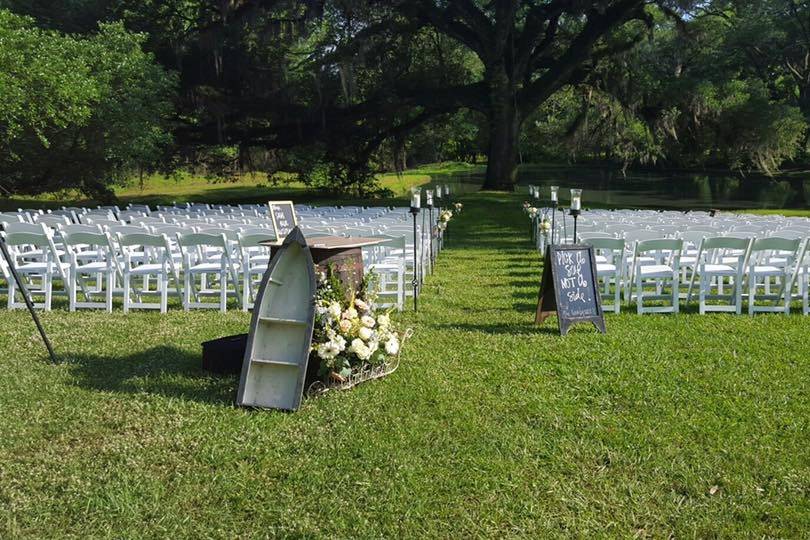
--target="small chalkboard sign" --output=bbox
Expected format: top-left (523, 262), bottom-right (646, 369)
top-left (268, 200), bottom-right (298, 238)
top-left (535, 244), bottom-right (606, 335)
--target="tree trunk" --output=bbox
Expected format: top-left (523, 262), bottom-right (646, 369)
top-left (483, 74), bottom-right (520, 191)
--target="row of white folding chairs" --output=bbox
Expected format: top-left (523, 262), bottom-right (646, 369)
top-left (0, 224), bottom-right (408, 313)
top-left (580, 235), bottom-right (810, 316)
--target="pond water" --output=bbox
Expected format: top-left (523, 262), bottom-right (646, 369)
top-left (422, 165), bottom-right (810, 210)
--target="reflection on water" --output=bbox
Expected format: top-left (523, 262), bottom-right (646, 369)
top-left (424, 165), bottom-right (810, 210)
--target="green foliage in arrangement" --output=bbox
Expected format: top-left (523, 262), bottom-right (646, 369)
top-left (0, 192), bottom-right (807, 537)
top-left (0, 10), bottom-right (176, 200)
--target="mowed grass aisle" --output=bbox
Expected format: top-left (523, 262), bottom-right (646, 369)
top-left (0, 193), bottom-right (808, 537)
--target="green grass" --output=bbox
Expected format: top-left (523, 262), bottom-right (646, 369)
top-left (0, 162), bottom-right (483, 211)
top-left (0, 192), bottom-right (808, 537)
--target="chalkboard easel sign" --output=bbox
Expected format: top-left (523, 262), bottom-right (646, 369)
top-left (535, 244), bottom-right (606, 336)
top-left (268, 200), bottom-right (298, 238)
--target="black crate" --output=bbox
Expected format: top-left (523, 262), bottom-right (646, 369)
top-left (201, 334), bottom-right (247, 375)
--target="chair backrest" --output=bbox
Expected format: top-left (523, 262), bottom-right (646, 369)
top-left (583, 237), bottom-right (625, 252)
top-left (34, 215), bottom-right (70, 228)
top-left (702, 236), bottom-right (751, 251)
top-left (60, 224), bottom-right (102, 236)
top-left (62, 231), bottom-right (110, 248)
top-left (4, 230), bottom-right (51, 248)
top-left (635, 238), bottom-right (683, 254)
top-left (108, 225), bottom-right (149, 237)
top-left (118, 232), bottom-right (170, 248)
top-left (1, 222), bottom-right (48, 234)
top-left (237, 232), bottom-right (278, 248)
top-left (750, 237), bottom-right (801, 254)
top-left (0, 212), bottom-right (24, 224)
top-left (578, 231), bottom-right (616, 241)
top-left (176, 232), bottom-right (227, 248)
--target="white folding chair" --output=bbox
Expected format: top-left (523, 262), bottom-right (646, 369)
top-left (686, 237), bottom-right (752, 314)
top-left (630, 239), bottom-right (683, 314)
top-left (177, 232), bottom-right (242, 312)
top-left (583, 238), bottom-right (625, 314)
top-left (63, 230), bottom-right (117, 312)
top-left (118, 232), bottom-right (180, 313)
top-left (747, 237), bottom-right (803, 315)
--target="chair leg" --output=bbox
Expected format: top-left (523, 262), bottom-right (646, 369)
top-left (735, 275), bottom-right (743, 315)
top-left (748, 276), bottom-right (755, 316)
top-left (184, 272), bottom-right (192, 311)
top-left (673, 274), bottom-right (680, 314)
top-left (123, 272), bottom-right (131, 313)
top-left (69, 271), bottom-right (77, 312)
top-left (160, 273), bottom-right (168, 313)
top-left (699, 274), bottom-right (706, 315)
top-left (220, 270), bottom-right (227, 312)
top-left (44, 272), bottom-right (52, 312)
top-left (613, 275), bottom-right (620, 314)
top-left (242, 270), bottom-right (250, 312)
top-left (636, 275), bottom-right (643, 315)
top-left (105, 270), bottom-right (113, 313)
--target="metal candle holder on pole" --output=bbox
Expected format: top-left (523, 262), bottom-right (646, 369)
top-left (549, 185), bottom-right (559, 245)
top-left (0, 233), bottom-right (57, 363)
top-left (426, 189), bottom-right (435, 271)
top-left (410, 187), bottom-right (421, 311)
top-left (570, 188), bottom-right (582, 244)
top-left (443, 184), bottom-right (451, 246)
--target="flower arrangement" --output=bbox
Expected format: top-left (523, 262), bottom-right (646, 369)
top-left (539, 217), bottom-right (551, 234)
top-left (438, 209), bottom-right (453, 230)
top-left (453, 202), bottom-right (463, 213)
top-left (527, 206), bottom-right (538, 219)
top-left (312, 267), bottom-right (406, 383)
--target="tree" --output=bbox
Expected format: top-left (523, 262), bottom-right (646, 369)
top-left (0, 10), bottom-right (176, 199)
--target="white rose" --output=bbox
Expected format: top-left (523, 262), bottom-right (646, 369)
top-left (343, 307), bottom-right (358, 320)
top-left (328, 301), bottom-right (342, 319)
top-left (354, 298), bottom-right (370, 312)
top-left (358, 327), bottom-right (373, 341)
top-left (361, 315), bottom-right (375, 328)
top-left (339, 319), bottom-right (352, 333)
top-left (350, 338), bottom-right (371, 361)
top-left (377, 314), bottom-right (390, 329)
top-left (385, 337), bottom-right (400, 355)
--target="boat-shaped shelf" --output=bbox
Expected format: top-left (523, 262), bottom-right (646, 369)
top-left (236, 227), bottom-right (316, 411)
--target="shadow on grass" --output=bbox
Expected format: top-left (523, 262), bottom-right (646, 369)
top-left (62, 345), bottom-right (238, 405)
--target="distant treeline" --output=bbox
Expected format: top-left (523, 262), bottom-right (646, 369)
top-left (1, 1), bottom-right (808, 199)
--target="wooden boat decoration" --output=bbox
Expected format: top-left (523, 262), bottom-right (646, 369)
top-left (236, 227), bottom-right (316, 411)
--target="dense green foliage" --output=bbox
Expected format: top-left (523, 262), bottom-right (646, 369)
top-left (525, 1), bottom-right (810, 174)
top-left (0, 9), bottom-right (175, 200)
top-left (0, 192), bottom-right (808, 537)
top-left (4, 1), bottom-right (810, 195)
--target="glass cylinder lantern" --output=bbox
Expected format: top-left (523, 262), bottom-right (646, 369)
top-left (570, 188), bottom-right (582, 211)
top-left (550, 185), bottom-right (559, 203)
top-left (410, 187), bottom-right (422, 209)
top-left (426, 189), bottom-right (434, 207)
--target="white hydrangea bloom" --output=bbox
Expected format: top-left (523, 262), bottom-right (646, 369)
top-left (385, 336), bottom-right (400, 355)
top-left (361, 315), bottom-right (375, 328)
top-left (327, 301), bottom-right (342, 319)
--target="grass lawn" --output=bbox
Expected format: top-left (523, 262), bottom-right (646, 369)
top-left (0, 192), bottom-right (808, 537)
top-left (0, 162), bottom-right (483, 211)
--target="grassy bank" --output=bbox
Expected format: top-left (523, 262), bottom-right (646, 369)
top-left (0, 192), bottom-right (807, 537)
top-left (0, 162), bottom-right (483, 211)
